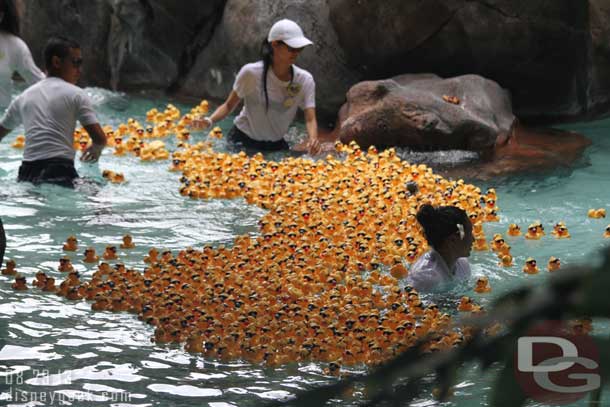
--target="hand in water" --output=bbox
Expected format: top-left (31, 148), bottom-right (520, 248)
top-left (191, 116), bottom-right (213, 130)
top-left (306, 137), bottom-right (321, 155)
top-left (81, 143), bottom-right (104, 162)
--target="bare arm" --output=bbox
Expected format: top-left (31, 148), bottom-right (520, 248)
top-left (192, 91), bottom-right (242, 129)
top-left (81, 123), bottom-right (107, 162)
top-left (304, 108), bottom-right (321, 154)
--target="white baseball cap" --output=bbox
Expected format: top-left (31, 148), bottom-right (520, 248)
top-left (267, 19), bottom-right (313, 49)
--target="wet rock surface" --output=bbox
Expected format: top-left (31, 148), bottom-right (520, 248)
top-left (15, 0), bottom-right (610, 124)
top-left (336, 74), bottom-right (515, 152)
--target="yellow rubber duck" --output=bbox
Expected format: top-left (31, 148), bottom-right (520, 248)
top-left (457, 296), bottom-right (478, 312)
top-left (42, 277), bottom-right (57, 292)
top-left (389, 262), bottom-right (408, 279)
top-left (120, 234), bottom-right (136, 249)
top-left (11, 134), bottom-right (25, 148)
top-left (58, 256), bottom-right (74, 272)
top-left (1, 259), bottom-right (17, 276)
top-left (102, 245), bottom-right (118, 260)
top-left (551, 222), bottom-right (570, 239)
top-left (63, 235), bottom-right (78, 251)
top-left (498, 254), bottom-right (513, 267)
top-left (12, 274), bottom-right (28, 291)
top-left (525, 224), bottom-right (541, 240)
top-left (523, 257), bottom-right (539, 274)
top-left (32, 271), bottom-right (48, 288)
top-left (490, 234), bottom-right (506, 252)
top-left (507, 223), bottom-right (521, 237)
top-left (547, 256), bottom-right (561, 272)
top-left (604, 225), bottom-right (610, 238)
top-left (473, 236), bottom-right (489, 251)
top-left (473, 276), bottom-right (491, 293)
top-left (83, 247), bottom-right (100, 263)
top-left (209, 126), bottom-right (223, 139)
top-left (588, 208), bottom-right (606, 219)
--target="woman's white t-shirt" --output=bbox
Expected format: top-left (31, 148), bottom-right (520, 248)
top-left (233, 61), bottom-right (315, 142)
top-left (406, 249), bottom-right (471, 292)
top-left (0, 31), bottom-right (45, 108)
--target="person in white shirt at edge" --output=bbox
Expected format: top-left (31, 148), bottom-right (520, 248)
top-left (407, 204), bottom-right (474, 292)
top-left (0, 0), bottom-right (45, 108)
top-left (0, 37), bottom-right (106, 187)
top-left (193, 19), bottom-right (321, 154)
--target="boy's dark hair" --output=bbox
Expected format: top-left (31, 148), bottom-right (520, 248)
top-left (0, 0), bottom-right (19, 36)
top-left (416, 204), bottom-right (469, 249)
top-left (44, 37), bottom-right (80, 70)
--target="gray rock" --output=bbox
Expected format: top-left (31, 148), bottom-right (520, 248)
top-left (18, 0), bottom-right (226, 90)
top-left (338, 74), bottom-right (515, 151)
top-left (328, 0), bottom-right (590, 122)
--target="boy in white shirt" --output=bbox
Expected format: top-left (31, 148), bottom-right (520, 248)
top-left (0, 37), bottom-right (106, 187)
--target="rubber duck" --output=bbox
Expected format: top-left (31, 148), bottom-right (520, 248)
top-left (389, 262), bottom-right (408, 279)
top-left (525, 224), bottom-right (541, 240)
top-left (144, 248), bottom-right (159, 263)
top-left (1, 259), bottom-right (17, 276)
top-left (32, 271), bottom-right (48, 288)
top-left (177, 130), bottom-right (190, 141)
top-left (507, 223), bottom-right (521, 237)
top-left (499, 254), bottom-right (513, 267)
top-left (12, 274), bottom-right (28, 291)
top-left (588, 208), bottom-right (606, 219)
top-left (120, 234), bottom-right (135, 249)
top-left (209, 127), bottom-right (223, 139)
top-left (522, 257), bottom-right (539, 274)
top-left (473, 276), bottom-right (491, 293)
top-left (442, 95), bottom-right (460, 105)
top-left (457, 296), bottom-right (477, 312)
top-left (58, 256), bottom-right (74, 272)
top-left (102, 245), bottom-right (118, 260)
top-left (490, 234), bottom-right (506, 252)
top-left (604, 225), bottom-right (610, 238)
top-left (63, 236), bottom-right (78, 251)
top-left (473, 236), bottom-right (489, 251)
top-left (11, 134), bottom-right (25, 148)
top-left (551, 222), bottom-right (570, 239)
top-left (83, 247), bottom-right (99, 263)
top-left (547, 256), bottom-right (561, 272)
top-left (103, 170), bottom-right (125, 184)
top-left (42, 277), bottom-right (56, 292)
top-left (113, 142), bottom-right (127, 156)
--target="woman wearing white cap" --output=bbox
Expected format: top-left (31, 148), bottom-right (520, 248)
top-left (194, 19), bottom-right (320, 154)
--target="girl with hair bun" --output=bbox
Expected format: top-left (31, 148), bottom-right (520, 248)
top-left (407, 204), bottom-right (474, 291)
top-left (193, 19), bottom-right (320, 154)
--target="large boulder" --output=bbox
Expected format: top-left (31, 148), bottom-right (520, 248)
top-left (337, 74), bottom-right (515, 151)
top-left (177, 0), bottom-right (358, 126)
top-left (328, 0), bottom-right (591, 123)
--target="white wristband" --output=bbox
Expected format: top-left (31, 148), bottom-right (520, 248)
top-left (203, 117), bottom-right (214, 126)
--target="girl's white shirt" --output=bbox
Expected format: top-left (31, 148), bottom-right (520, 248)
top-left (407, 249), bottom-right (471, 292)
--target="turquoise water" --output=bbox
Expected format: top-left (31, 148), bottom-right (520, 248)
top-left (0, 87), bottom-right (609, 406)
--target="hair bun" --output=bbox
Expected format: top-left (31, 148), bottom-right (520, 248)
top-left (416, 204), bottom-right (436, 228)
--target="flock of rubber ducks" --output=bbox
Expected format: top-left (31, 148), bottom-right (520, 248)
top-left (3, 99), bottom-right (604, 370)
